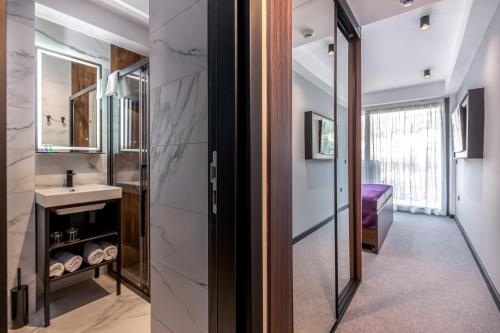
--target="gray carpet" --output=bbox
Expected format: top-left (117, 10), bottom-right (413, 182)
top-left (337, 212), bottom-right (500, 333)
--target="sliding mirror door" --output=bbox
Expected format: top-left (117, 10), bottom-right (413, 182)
top-left (336, 22), bottom-right (351, 299)
top-left (292, 0), bottom-right (337, 331)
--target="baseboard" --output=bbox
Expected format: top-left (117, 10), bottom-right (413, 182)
top-left (454, 216), bottom-right (500, 311)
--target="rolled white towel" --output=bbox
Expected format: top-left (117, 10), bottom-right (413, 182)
top-left (49, 259), bottom-right (64, 277)
top-left (83, 242), bottom-right (104, 265)
top-left (53, 252), bottom-right (83, 273)
top-left (98, 241), bottom-right (118, 261)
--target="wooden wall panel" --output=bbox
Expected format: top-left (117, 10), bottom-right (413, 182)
top-left (110, 45), bottom-right (145, 73)
top-left (71, 62), bottom-right (96, 147)
top-left (267, 0), bottom-right (293, 331)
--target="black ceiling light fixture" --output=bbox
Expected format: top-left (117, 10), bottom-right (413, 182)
top-left (328, 43), bottom-right (335, 55)
top-left (420, 15), bottom-right (431, 30)
top-left (424, 69), bottom-right (431, 78)
top-left (400, 0), bottom-right (414, 7)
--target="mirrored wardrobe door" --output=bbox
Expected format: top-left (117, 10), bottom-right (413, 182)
top-left (336, 27), bottom-right (351, 298)
top-left (292, 0), bottom-right (337, 331)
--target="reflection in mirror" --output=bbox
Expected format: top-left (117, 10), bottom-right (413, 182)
top-left (292, 0), bottom-right (336, 331)
top-left (37, 49), bottom-right (101, 152)
top-left (336, 27), bottom-right (351, 297)
top-left (120, 71), bottom-right (141, 151)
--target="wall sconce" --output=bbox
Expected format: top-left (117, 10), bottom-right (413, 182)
top-left (424, 69), bottom-right (431, 78)
top-left (46, 115), bottom-right (52, 124)
top-left (61, 116), bottom-right (66, 125)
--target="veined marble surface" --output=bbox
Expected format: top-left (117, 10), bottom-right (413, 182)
top-left (10, 275), bottom-right (150, 333)
top-left (7, 0), bottom-right (36, 319)
top-left (151, 70), bottom-right (208, 148)
top-left (150, 0), bottom-right (209, 332)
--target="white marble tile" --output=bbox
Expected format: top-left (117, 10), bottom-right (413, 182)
top-left (11, 275), bottom-right (150, 333)
top-left (151, 315), bottom-right (173, 333)
top-left (150, 0), bottom-right (199, 34)
top-left (7, 0), bottom-right (34, 27)
top-left (6, 18), bottom-right (35, 151)
top-left (35, 153), bottom-right (107, 187)
top-left (150, 143), bottom-right (208, 215)
top-left (151, 261), bottom-right (208, 333)
top-left (150, 204), bottom-right (208, 286)
top-left (7, 150), bottom-right (35, 193)
top-left (7, 192), bottom-right (35, 282)
top-left (151, 70), bottom-right (208, 147)
top-left (149, 4), bottom-right (207, 89)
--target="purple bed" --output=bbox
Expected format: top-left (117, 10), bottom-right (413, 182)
top-left (362, 184), bottom-right (394, 253)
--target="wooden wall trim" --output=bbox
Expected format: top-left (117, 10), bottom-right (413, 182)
top-left (110, 45), bottom-right (145, 73)
top-left (267, 0), bottom-right (293, 331)
top-left (351, 38), bottom-right (362, 280)
top-left (1, 0), bottom-right (7, 331)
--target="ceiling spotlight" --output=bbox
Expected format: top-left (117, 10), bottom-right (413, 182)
top-left (424, 69), bottom-right (431, 78)
top-left (420, 15), bottom-right (431, 30)
top-left (303, 29), bottom-right (314, 39)
top-left (328, 44), bottom-right (335, 55)
top-left (400, 0), bottom-right (414, 7)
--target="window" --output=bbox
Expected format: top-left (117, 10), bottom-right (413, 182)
top-left (362, 101), bottom-right (446, 215)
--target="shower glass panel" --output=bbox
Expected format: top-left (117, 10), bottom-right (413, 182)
top-left (336, 26), bottom-right (351, 297)
top-left (110, 62), bottom-right (150, 296)
top-left (292, 0), bottom-right (336, 331)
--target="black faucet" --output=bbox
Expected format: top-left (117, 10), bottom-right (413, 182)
top-left (66, 170), bottom-right (76, 187)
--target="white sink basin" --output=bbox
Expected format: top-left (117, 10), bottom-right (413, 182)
top-left (35, 185), bottom-right (122, 208)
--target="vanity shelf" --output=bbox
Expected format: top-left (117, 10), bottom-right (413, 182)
top-left (36, 195), bottom-right (122, 327)
top-left (48, 231), bottom-right (118, 251)
top-left (50, 259), bottom-right (118, 282)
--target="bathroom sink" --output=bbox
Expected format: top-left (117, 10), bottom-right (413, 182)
top-left (35, 185), bottom-right (122, 208)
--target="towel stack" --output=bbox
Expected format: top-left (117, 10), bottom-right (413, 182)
top-left (83, 242), bottom-right (104, 265)
top-left (49, 241), bottom-right (118, 277)
top-left (49, 259), bottom-right (64, 277)
top-left (53, 252), bottom-right (83, 273)
top-left (98, 241), bottom-right (118, 261)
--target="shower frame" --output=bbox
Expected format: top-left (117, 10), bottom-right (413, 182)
top-left (107, 58), bottom-right (150, 299)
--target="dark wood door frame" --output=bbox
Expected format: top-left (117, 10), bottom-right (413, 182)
top-left (334, 0), bottom-right (362, 325)
top-left (267, 0), bottom-right (294, 331)
top-left (208, 0), bottom-right (265, 331)
top-left (1, 0), bottom-right (7, 331)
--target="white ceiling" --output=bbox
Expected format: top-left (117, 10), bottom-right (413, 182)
top-left (294, 0), bottom-right (500, 100)
top-left (88, 0), bottom-right (149, 27)
top-left (361, 0), bottom-right (468, 93)
top-left (347, 0), bottom-right (443, 26)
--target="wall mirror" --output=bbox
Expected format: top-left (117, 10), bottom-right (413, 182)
top-left (37, 49), bottom-right (102, 153)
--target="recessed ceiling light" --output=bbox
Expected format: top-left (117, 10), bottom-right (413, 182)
top-left (400, 0), bottom-right (414, 7)
top-left (420, 15), bottom-right (431, 30)
top-left (303, 29), bottom-right (314, 39)
top-left (328, 44), bottom-right (335, 55)
top-left (424, 69), bottom-right (431, 78)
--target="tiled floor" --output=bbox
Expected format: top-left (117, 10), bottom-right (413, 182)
top-left (10, 275), bottom-right (150, 333)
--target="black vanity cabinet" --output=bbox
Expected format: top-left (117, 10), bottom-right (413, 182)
top-left (35, 198), bottom-right (122, 327)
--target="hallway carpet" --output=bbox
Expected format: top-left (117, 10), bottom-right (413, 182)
top-left (337, 212), bottom-right (500, 333)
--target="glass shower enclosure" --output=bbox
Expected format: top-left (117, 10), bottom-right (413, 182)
top-left (108, 59), bottom-right (150, 297)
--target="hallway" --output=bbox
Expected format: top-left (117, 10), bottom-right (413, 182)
top-left (337, 212), bottom-right (500, 333)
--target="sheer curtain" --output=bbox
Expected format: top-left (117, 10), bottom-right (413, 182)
top-left (364, 101), bottom-right (446, 215)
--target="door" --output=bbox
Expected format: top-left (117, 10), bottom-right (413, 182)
top-left (110, 61), bottom-right (150, 296)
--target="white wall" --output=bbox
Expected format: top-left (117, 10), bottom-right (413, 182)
top-left (292, 71), bottom-right (335, 238)
top-left (454, 1), bottom-right (500, 292)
